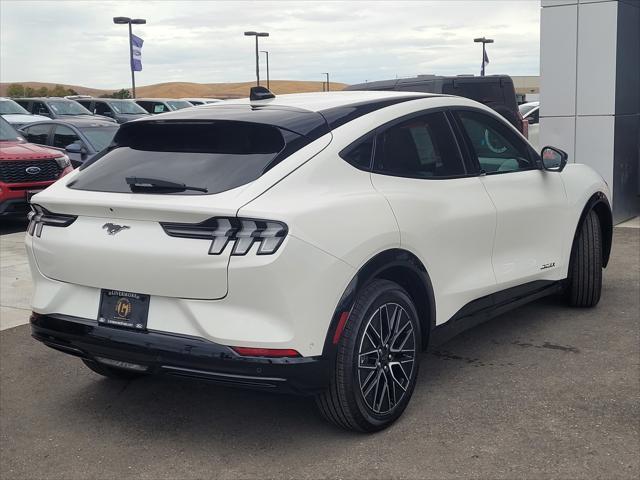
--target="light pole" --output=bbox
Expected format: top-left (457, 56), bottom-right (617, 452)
top-left (244, 31), bottom-right (269, 86)
top-left (473, 37), bottom-right (494, 77)
top-left (322, 72), bottom-right (330, 92)
top-left (114, 16), bottom-right (146, 98)
top-left (260, 50), bottom-right (270, 90)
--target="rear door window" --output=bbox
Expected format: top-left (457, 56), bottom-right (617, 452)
top-left (23, 124), bottom-right (52, 145)
top-left (69, 121), bottom-right (297, 195)
top-left (94, 102), bottom-right (113, 115)
top-left (373, 112), bottom-right (466, 178)
top-left (152, 103), bottom-right (170, 113)
top-left (53, 125), bottom-right (81, 149)
top-left (33, 102), bottom-right (50, 116)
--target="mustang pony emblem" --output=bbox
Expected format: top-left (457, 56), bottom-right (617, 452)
top-left (102, 223), bottom-right (130, 235)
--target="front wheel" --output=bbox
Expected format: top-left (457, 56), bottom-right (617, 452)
top-left (316, 279), bottom-right (421, 432)
top-left (566, 209), bottom-right (603, 307)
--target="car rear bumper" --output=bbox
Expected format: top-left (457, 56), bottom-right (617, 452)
top-left (30, 313), bottom-right (331, 395)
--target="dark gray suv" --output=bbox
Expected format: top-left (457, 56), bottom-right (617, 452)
top-left (14, 98), bottom-right (117, 124)
top-left (75, 98), bottom-right (150, 124)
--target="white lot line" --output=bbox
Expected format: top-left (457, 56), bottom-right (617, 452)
top-left (0, 232), bottom-right (32, 331)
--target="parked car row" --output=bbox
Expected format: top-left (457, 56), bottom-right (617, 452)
top-left (0, 95), bottom-right (228, 216)
top-left (2, 96), bottom-right (225, 129)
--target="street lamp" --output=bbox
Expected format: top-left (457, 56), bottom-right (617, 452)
top-left (260, 50), bottom-right (270, 90)
top-left (322, 72), bottom-right (330, 92)
top-left (244, 31), bottom-right (269, 86)
top-left (473, 37), bottom-right (494, 77)
top-left (113, 16), bottom-right (147, 98)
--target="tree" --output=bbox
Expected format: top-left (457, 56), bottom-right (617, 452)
top-left (6, 83), bottom-right (25, 97)
top-left (99, 88), bottom-right (131, 99)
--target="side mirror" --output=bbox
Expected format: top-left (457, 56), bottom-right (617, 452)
top-left (540, 146), bottom-right (568, 172)
top-left (65, 142), bottom-right (86, 155)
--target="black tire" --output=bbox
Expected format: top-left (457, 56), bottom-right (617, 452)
top-left (82, 359), bottom-right (147, 380)
top-left (316, 279), bottom-right (421, 432)
top-left (566, 209), bottom-right (603, 307)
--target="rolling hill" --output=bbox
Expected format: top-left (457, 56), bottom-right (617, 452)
top-left (0, 80), bottom-right (348, 99)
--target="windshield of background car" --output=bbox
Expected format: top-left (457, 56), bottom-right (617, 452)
top-left (48, 100), bottom-right (92, 116)
top-left (0, 100), bottom-right (30, 115)
top-left (443, 82), bottom-right (507, 105)
top-left (519, 103), bottom-right (538, 116)
top-left (0, 117), bottom-right (21, 141)
top-left (68, 121), bottom-right (301, 195)
top-left (166, 100), bottom-right (193, 110)
top-left (79, 126), bottom-right (118, 151)
top-left (109, 101), bottom-right (148, 115)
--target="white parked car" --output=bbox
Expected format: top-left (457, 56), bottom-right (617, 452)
top-left (520, 101), bottom-right (540, 151)
top-left (26, 90), bottom-right (612, 432)
top-left (0, 97), bottom-right (49, 128)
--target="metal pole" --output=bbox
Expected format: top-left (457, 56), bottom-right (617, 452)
top-left (265, 51), bottom-right (270, 90)
top-left (128, 22), bottom-right (136, 98)
top-left (481, 42), bottom-right (486, 77)
top-left (255, 36), bottom-right (260, 86)
top-left (326, 72), bottom-right (330, 91)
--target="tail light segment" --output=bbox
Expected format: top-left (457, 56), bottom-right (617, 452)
top-left (27, 204), bottom-right (77, 237)
top-left (160, 217), bottom-right (288, 256)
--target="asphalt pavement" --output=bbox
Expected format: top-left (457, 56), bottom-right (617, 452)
top-left (0, 227), bottom-right (638, 479)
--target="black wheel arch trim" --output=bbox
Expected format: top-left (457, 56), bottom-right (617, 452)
top-left (572, 192), bottom-right (612, 268)
top-left (322, 248), bottom-right (436, 359)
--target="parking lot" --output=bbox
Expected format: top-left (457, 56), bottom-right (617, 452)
top-left (0, 222), bottom-right (637, 479)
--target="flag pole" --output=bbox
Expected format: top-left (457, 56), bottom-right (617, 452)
top-left (128, 22), bottom-right (136, 98)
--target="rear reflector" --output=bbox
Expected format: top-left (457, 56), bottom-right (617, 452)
top-left (332, 311), bottom-right (350, 344)
top-left (231, 347), bottom-right (301, 358)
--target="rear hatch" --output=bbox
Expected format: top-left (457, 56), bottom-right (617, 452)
top-left (30, 108), bottom-right (331, 300)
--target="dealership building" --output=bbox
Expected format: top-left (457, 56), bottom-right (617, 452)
top-left (540, 0), bottom-right (639, 223)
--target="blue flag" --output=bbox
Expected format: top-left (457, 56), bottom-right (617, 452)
top-left (482, 49), bottom-right (490, 69)
top-left (131, 34), bottom-right (143, 72)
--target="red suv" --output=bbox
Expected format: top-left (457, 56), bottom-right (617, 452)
top-left (0, 116), bottom-right (73, 217)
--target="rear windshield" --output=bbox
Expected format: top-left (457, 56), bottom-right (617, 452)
top-left (69, 121), bottom-right (293, 195)
top-left (442, 82), bottom-right (506, 105)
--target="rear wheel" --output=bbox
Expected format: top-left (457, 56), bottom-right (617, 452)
top-left (82, 359), bottom-right (147, 380)
top-left (566, 209), bottom-right (603, 307)
top-left (316, 279), bottom-right (421, 432)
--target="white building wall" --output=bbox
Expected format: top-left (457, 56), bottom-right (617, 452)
top-left (540, 0), bottom-right (618, 192)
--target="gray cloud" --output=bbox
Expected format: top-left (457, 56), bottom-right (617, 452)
top-left (0, 0), bottom-right (540, 89)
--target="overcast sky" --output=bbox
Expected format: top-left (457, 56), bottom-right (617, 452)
top-left (0, 0), bottom-right (541, 89)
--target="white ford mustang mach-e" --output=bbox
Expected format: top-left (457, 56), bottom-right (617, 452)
top-left (26, 89), bottom-right (612, 432)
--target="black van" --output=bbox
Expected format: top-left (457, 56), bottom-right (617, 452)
top-left (346, 75), bottom-right (525, 135)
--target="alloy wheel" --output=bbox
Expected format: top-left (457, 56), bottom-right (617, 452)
top-left (357, 302), bottom-right (416, 414)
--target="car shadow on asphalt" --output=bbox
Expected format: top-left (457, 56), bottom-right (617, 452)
top-left (56, 294), bottom-right (573, 439)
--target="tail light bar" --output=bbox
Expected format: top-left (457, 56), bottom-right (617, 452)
top-left (160, 217), bottom-right (288, 256)
top-left (27, 204), bottom-right (77, 237)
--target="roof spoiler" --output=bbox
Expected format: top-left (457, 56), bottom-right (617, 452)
top-left (249, 86), bottom-right (275, 101)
